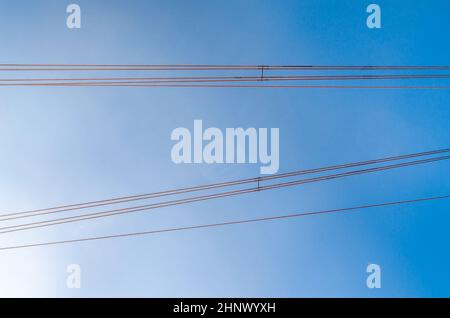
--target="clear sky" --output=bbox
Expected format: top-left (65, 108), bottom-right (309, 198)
top-left (0, 0), bottom-right (449, 297)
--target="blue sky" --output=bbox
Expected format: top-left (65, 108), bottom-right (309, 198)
top-left (0, 0), bottom-right (449, 297)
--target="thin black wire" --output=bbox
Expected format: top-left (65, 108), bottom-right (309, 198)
top-left (1, 154), bottom-right (448, 235)
top-left (1, 64), bottom-right (450, 71)
top-left (1, 147), bottom-right (449, 222)
top-left (5, 83), bottom-right (449, 89)
top-left (1, 194), bottom-right (448, 251)
top-left (2, 74), bottom-right (450, 84)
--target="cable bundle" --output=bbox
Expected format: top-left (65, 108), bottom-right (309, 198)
top-left (1, 64), bottom-right (450, 89)
top-left (1, 147), bottom-right (449, 250)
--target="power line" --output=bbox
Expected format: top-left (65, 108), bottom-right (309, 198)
top-left (2, 74), bottom-right (450, 84)
top-left (1, 193), bottom-right (448, 251)
top-left (1, 154), bottom-right (448, 235)
top-left (1, 64), bottom-right (450, 71)
top-left (2, 147), bottom-right (448, 221)
top-left (2, 64), bottom-right (450, 88)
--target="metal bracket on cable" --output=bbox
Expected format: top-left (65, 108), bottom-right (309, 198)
top-left (256, 177), bottom-right (261, 191)
top-left (260, 65), bottom-right (265, 81)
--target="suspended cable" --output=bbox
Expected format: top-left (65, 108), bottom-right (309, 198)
top-left (2, 74), bottom-right (450, 84)
top-left (3, 83), bottom-right (449, 89)
top-left (1, 194), bottom-right (448, 251)
top-left (1, 64), bottom-right (450, 71)
top-left (1, 147), bottom-right (449, 221)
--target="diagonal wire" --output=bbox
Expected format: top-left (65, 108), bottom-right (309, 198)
top-left (1, 154), bottom-right (449, 235)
